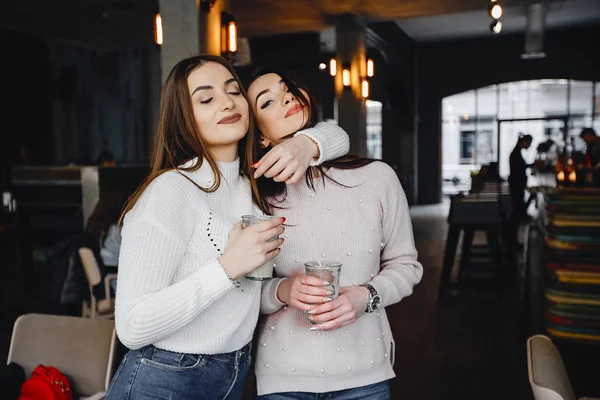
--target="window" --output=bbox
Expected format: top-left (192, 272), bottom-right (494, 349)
top-left (443, 80), bottom-right (599, 193)
top-left (366, 100), bottom-right (382, 159)
top-left (460, 130), bottom-right (475, 164)
top-left (476, 129), bottom-right (494, 165)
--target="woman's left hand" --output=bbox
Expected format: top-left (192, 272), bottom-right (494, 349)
top-left (306, 285), bottom-right (370, 331)
top-left (253, 135), bottom-right (319, 184)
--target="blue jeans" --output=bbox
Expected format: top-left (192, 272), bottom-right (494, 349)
top-left (106, 342), bottom-right (252, 400)
top-left (257, 381), bottom-right (390, 400)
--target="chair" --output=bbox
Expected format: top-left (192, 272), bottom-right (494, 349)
top-left (526, 334), bottom-right (599, 400)
top-left (7, 313), bottom-right (117, 400)
top-left (79, 247), bottom-right (117, 319)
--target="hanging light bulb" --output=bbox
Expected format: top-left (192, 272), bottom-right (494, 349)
top-left (367, 59), bottom-right (374, 77)
top-left (329, 58), bottom-right (337, 77)
top-left (319, 63), bottom-right (327, 70)
top-left (342, 68), bottom-right (350, 87)
top-left (489, 4), bottom-right (503, 19)
top-left (154, 13), bottom-right (163, 45)
top-left (361, 80), bottom-right (369, 98)
top-left (221, 12), bottom-right (238, 54)
top-left (227, 19), bottom-right (237, 53)
top-left (490, 20), bottom-right (502, 34)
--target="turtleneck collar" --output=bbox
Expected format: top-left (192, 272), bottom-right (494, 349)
top-left (180, 157), bottom-right (241, 188)
top-left (216, 158), bottom-right (241, 184)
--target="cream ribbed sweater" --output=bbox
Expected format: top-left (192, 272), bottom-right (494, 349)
top-left (114, 122), bottom-right (349, 355)
top-left (256, 162), bottom-right (424, 395)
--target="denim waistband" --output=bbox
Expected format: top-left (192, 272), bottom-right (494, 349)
top-left (144, 341), bottom-right (252, 362)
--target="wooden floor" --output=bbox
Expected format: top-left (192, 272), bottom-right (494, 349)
top-left (2, 202), bottom-right (599, 399)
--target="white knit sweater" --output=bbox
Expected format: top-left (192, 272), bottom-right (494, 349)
top-left (114, 122), bottom-right (349, 355)
top-left (256, 162), bottom-right (423, 395)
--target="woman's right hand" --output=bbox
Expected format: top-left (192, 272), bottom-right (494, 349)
top-left (219, 217), bottom-right (285, 279)
top-left (277, 275), bottom-right (334, 311)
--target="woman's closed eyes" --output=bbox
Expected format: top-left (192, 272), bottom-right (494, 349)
top-left (198, 87), bottom-right (242, 104)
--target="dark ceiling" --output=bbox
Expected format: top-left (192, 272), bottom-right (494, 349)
top-left (0, 0), bottom-right (158, 50)
top-left (1, 0), bottom-right (598, 51)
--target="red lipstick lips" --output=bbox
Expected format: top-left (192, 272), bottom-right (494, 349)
top-left (285, 104), bottom-right (303, 118)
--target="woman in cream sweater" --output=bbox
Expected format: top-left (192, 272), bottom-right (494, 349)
top-left (247, 69), bottom-right (423, 399)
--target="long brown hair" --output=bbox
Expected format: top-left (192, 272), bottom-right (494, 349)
top-left (120, 55), bottom-right (260, 223)
top-left (247, 68), bottom-right (375, 214)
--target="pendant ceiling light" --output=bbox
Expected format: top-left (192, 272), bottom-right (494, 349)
top-left (521, 2), bottom-right (547, 59)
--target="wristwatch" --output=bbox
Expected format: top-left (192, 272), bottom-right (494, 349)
top-left (360, 283), bottom-right (381, 313)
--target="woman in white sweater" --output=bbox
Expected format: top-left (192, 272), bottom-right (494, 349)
top-left (246, 70), bottom-right (424, 399)
top-left (106, 56), bottom-right (349, 400)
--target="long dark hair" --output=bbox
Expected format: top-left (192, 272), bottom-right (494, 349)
top-left (120, 55), bottom-right (260, 223)
top-left (247, 68), bottom-right (375, 214)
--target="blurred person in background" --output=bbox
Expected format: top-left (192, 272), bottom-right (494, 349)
top-left (580, 128), bottom-right (600, 166)
top-left (509, 134), bottom-right (533, 222)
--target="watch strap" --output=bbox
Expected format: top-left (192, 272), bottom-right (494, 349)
top-left (361, 283), bottom-right (380, 313)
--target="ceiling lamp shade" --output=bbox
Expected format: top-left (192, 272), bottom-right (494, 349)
top-left (521, 3), bottom-right (547, 59)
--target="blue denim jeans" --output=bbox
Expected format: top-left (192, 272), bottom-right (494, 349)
top-left (256, 381), bottom-right (390, 400)
top-left (106, 341), bottom-right (252, 400)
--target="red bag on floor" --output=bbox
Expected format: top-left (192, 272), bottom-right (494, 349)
top-left (18, 365), bottom-right (72, 400)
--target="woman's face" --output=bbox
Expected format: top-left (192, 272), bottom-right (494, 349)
top-left (187, 62), bottom-right (249, 156)
top-left (247, 73), bottom-right (310, 147)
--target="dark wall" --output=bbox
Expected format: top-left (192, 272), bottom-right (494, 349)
top-left (1, 28), bottom-right (156, 172)
top-left (0, 30), bottom-right (52, 167)
top-left (47, 43), bottom-right (156, 165)
top-left (416, 24), bottom-right (600, 204)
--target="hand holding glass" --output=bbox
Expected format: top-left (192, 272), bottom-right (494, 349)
top-left (241, 215), bottom-right (279, 280)
top-left (304, 261), bottom-right (342, 325)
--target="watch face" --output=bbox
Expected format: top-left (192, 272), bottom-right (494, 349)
top-left (372, 295), bottom-right (381, 310)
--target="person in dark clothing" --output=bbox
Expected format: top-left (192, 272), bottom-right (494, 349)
top-left (509, 134), bottom-right (533, 221)
top-left (580, 128), bottom-right (600, 166)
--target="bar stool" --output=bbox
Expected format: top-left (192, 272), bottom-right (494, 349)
top-left (439, 195), bottom-right (505, 297)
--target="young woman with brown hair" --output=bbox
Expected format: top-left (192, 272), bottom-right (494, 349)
top-left (106, 56), bottom-right (349, 400)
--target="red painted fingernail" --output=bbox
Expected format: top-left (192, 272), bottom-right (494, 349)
top-left (281, 238), bottom-right (285, 242)
top-left (251, 162), bottom-right (259, 168)
top-left (281, 217), bottom-right (286, 223)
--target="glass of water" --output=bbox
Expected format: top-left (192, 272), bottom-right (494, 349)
top-left (304, 261), bottom-right (342, 325)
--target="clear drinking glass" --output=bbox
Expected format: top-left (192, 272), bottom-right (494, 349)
top-left (304, 261), bottom-right (342, 325)
top-left (241, 215), bottom-right (279, 280)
